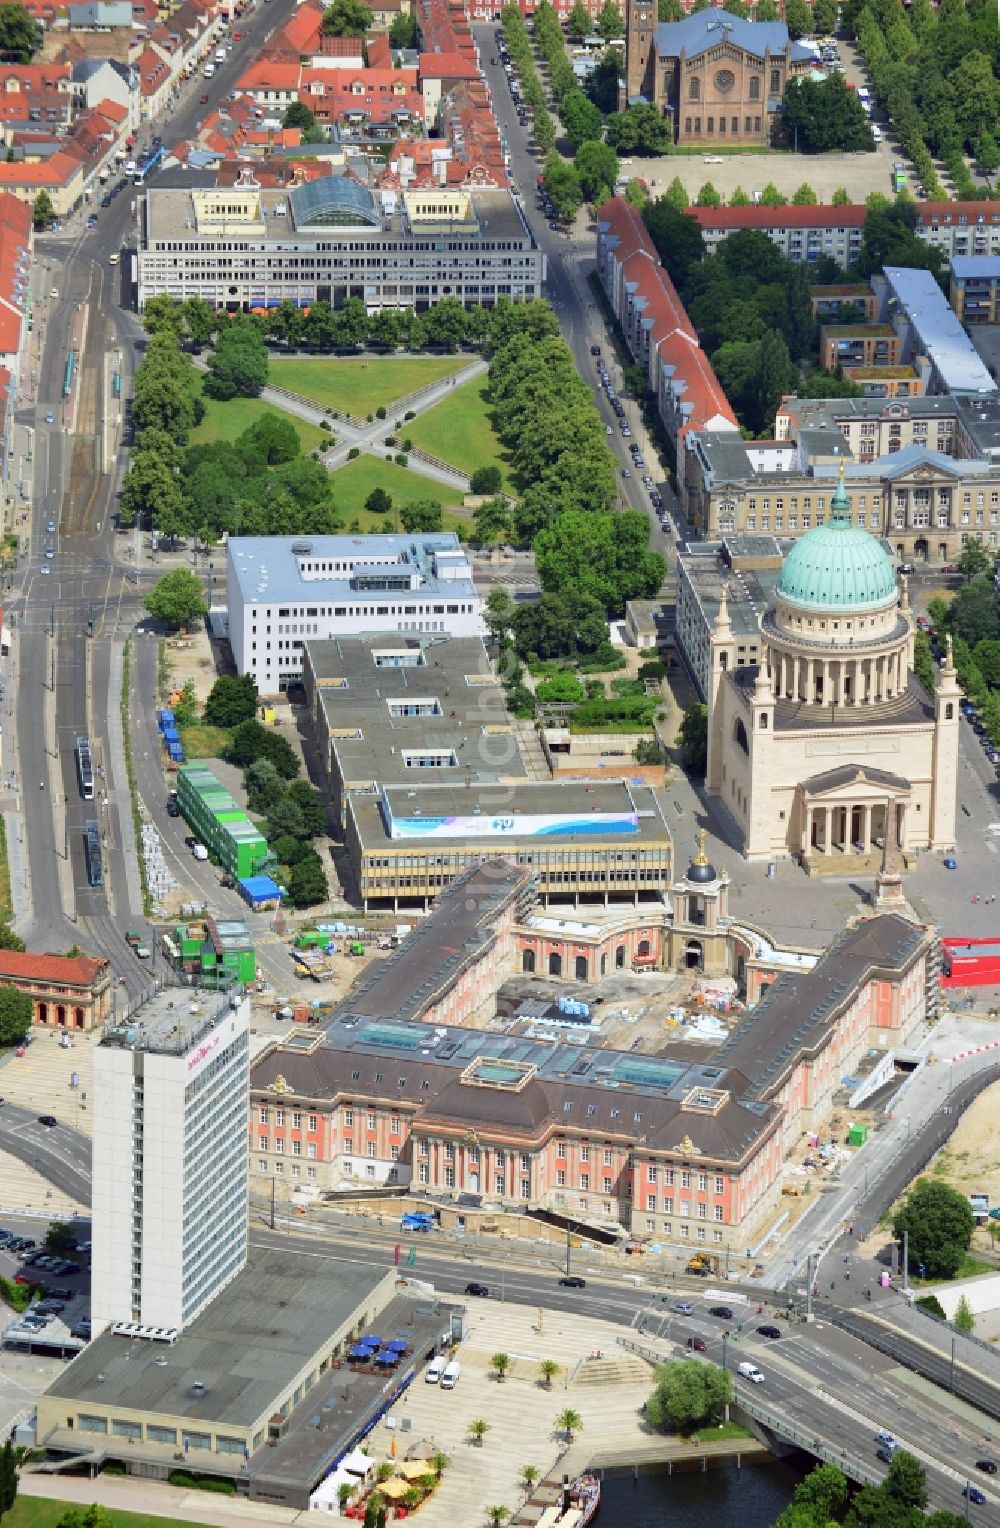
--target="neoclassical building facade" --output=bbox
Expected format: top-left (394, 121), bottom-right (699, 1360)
top-left (706, 469), bottom-right (960, 867)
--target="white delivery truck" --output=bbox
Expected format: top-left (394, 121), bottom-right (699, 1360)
top-left (215, 46), bottom-right (226, 62)
top-left (425, 1355), bottom-right (447, 1384)
top-left (440, 1360), bottom-right (461, 1390)
top-left (737, 1362), bottom-right (764, 1383)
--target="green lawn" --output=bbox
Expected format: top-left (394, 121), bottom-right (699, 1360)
top-left (177, 721), bottom-right (232, 761)
top-left (7, 1499), bottom-right (214, 1528)
top-left (405, 381), bottom-right (516, 489)
top-left (268, 356), bottom-right (474, 417)
top-left (329, 455), bottom-right (469, 531)
top-left (189, 390), bottom-right (328, 455)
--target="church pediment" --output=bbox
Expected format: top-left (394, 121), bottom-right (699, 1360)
top-left (799, 763), bottom-right (910, 798)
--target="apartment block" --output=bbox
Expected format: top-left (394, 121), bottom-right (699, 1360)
top-left (950, 255), bottom-right (1000, 326)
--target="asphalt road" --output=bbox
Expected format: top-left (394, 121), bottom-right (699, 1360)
top-left (253, 1216), bottom-right (1000, 1518)
top-left (475, 31), bottom-right (676, 570)
top-left (0, 1104), bottom-right (90, 1207)
top-left (7, 0), bottom-right (302, 989)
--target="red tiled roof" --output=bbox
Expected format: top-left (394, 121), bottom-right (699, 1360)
top-left (917, 201), bottom-right (1000, 226)
top-left (689, 203), bottom-right (866, 231)
top-left (658, 331), bottom-right (738, 437)
top-left (237, 60), bottom-right (301, 90)
top-left (419, 49), bottom-right (479, 79)
top-left (366, 34), bottom-right (391, 69)
top-left (0, 150), bottom-right (82, 187)
top-left (94, 97), bottom-right (127, 124)
top-left (0, 950), bottom-right (108, 986)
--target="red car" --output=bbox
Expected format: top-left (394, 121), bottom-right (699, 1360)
top-left (233, 30), bottom-right (242, 38)
top-left (13, 1273), bottom-right (40, 1286)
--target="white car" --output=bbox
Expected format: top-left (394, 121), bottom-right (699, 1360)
top-left (703, 154), bottom-right (723, 163)
top-left (871, 124), bottom-right (882, 142)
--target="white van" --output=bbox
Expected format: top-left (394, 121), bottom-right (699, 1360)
top-left (425, 1355), bottom-right (447, 1384)
top-left (737, 1362), bottom-right (764, 1383)
top-left (192, 843), bottom-right (209, 861)
top-left (440, 1360), bottom-right (461, 1390)
top-left (214, 46), bottom-right (226, 62)
top-left (204, 62), bottom-right (215, 77)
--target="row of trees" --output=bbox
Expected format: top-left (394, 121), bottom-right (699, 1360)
top-left (925, 549), bottom-right (1000, 746)
top-left (850, 0), bottom-right (1000, 194)
top-left (502, 4), bottom-right (557, 156)
top-left (146, 290), bottom-right (563, 360)
top-left (775, 1453), bottom-right (971, 1528)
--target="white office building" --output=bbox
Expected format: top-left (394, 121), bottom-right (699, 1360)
top-left (91, 990), bottom-right (250, 1336)
top-left (226, 532), bottom-right (484, 694)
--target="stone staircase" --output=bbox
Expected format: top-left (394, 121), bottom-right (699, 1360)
top-left (573, 1354), bottom-right (653, 1387)
top-left (515, 719), bottom-right (549, 780)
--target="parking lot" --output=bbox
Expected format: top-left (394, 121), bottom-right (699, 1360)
top-left (0, 1217), bottom-right (91, 1357)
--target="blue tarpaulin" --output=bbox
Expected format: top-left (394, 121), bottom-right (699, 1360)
top-left (238, 875), bottom-right (282, 908)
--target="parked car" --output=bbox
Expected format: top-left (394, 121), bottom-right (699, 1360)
top-left (37, 1115), bottom-right (57, 1127)
top-left (558, 1276), bottom-right (586, 1288)
top-left (974, 1461), bottom-right (997, 1474)
top-left (464, 1282), bottom-right (489, 1297)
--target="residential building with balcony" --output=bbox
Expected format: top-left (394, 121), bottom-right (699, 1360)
top-left (950, 255), bottom-right (1000, 326)
top-left (818, 324), bottom-right (901, 373)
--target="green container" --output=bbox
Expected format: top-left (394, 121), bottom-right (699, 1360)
top-left (848, 1124), bottom-right (868, 1148)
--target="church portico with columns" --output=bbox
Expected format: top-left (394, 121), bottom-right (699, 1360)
top-left (706, 465), bottom-right (960, 869)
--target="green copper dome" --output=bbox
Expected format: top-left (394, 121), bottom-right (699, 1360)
top-left (776, 470), bottom-right (896, 612)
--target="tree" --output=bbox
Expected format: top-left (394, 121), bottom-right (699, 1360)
top-left (285, 780), bottom-right (326, 837)
top-left (288, 852), bottom-right (328, 908)
top-left (45, 1221), bottom-right (78, 1256)
top-left (534, 510), bottom-right (665, 617)
top-left (646, 1359), bottom-right (733, 1431)
top-left (949, 578), bottom-right (1000, 647)
top-left (575, 139), bottom-right (619, 204)
top-left (643, 197), bottom-right (704, 290)
top-left (560, 88), bottom-right (604, 148)
top-left (695, 181), bottom-right (721, 207)
top-left (893, 1178), bottom-right (975, 1280)
top-left (0, 985), bottom-right (32, 1045)
top-left (783, 75), bottom-right (873, 154)
top-left (539, 1359), bottom-right (560, 1389)
top-left (119, 452), bottom-right (189, 535)
top-left (322, 0), bottom-right (372, 32)
top-left (474, 498), bottom-right (514, 548)
top-left (388, 10), bottom-right (417, 45)
top-left (226, 720), bottom-right (300, 778)
top-left (954, 1294), bottom-right (975, 1334)
top-left (204, 674), bottom-right (258, 728)
top-left (783, 0), bottom-right (811, 38)
top-left (832, 186), bottom-right (851, 205)
top-left (521, 1464), bottom-right (541, 1492)
top-left (396, 499), bottom-right (440, 533)
top-left (487, 1510), bottom-right (510, 1528)
top-left (759, 181), bottom-right (787, 206)
top-left (857, 202), bottom-right (944, 281)
top-left (363, 1495), bottom-right (387, 1528)
top-left (677, 702), bottom-right (707, 776)
top-left (144, 569), bottom-right (208, 632)
top-left (606, 102), bottom-right (672, 155)
top-left (268, 794), bottom-right (306, 841)
top-left (566, 0), bottom-right (592, 36)
top-left (754, 0), bottom-right (779, 16)
top-left (204, 319), bottom-right (268, 400)
top-left (32, 189), bottom-right (55, 229)
top-left (777, 1463), bottom-right (848, 1527)
top-left (182, 296), bottom-right (219, 351)
top-left (555, 1407), bottom-right (582, 1442)
top-left (792, 182), bottom-right (817, 205)
top-left (543, 152), bottom-right (583, 221)
top-left (491, 1351), bottom-right (510, 1382)
top-left (973, 639), bottom-right (1000, 690)
top-left (245, 758), bottom-right (286, 817)
top-left (0, 3), bottom-right (40, 61)
top-left (957, 538), bottom-right (992, 582)
top-left (282, 101), bottom-right (326, 142)
top-left (595, 0), bottom-right (622, 36)
top-left (365, 486), bottom-right (392, 515)
top-left (468, 1418), bottom-right (491, 1447)
top-left (884, 1450), bottom-right (928, 1512)
top-left (0, 925), bottom-right (24, 953)
top-left (585, 45), bottom-right (624, 114)
top-left (470, 465), bottom-right (503, 497)
top-left (0, 1436), bottom-right (17, 1515)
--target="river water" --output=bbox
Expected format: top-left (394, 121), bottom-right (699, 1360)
top-left (598, 1457), bottom-right (808, 1526)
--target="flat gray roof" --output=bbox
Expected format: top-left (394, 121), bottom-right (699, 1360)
top-left (307, 633), bottom-right (525, 789)
top-left (349, 780), bottom-right (674, 850)
top-left (100, 988), bottom-right (238, 1057)
top-left (227, 534), bottom-right (477, 609)
top-left (952, 255), bottom-right (1000, 281)
top-left (44, 1249), bottom-right (390, 1429)
top-left (144, 185), bottom-right (532, 246)
top-left (883, 266), bottom-right (996, 396)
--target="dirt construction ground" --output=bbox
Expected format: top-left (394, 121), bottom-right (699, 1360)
top-left (923, 1079), bottom-right (1000, 1235)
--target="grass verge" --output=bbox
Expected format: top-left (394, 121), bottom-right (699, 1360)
top-left (190, 389), bottom-right (328, 455)
top-left (0, 816), bottom-right (12, 924)
top-left (687, 1420), bottom-right (752, 1443)
top-left (5, 1501), bottom-right (218, 1528)
top-left (268, 356), bottom-right (472, 416)
top-left (405, 380), bottom-right (516, 489)
top-left (121, 642), bottom-right (149, 916)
